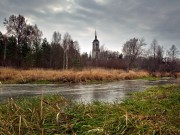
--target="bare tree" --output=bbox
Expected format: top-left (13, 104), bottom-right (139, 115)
top-left (4, 15), bottom-right (23, 45)
top-left (73, 40), bottom-right (80, 60)
top-left (156, 45), bottom-right (164, 63)
top-left (62, 32), bottom-right (71, 69)
top-left (122, 38), bottom-right (146, 71)
top-left (4, 14), bottom-right (42, 47)
top-left (168, 45), bottom-right (179, 61)
top-left (24, 25), bottom-right (41, 46)
top-left (167, 45), bottom-right (179, 73)
top-left (148, 39), bottom-right (160, 72)
top-left (150, 39), bottom-right (158, 60)
top-left (52, 31), bottom-right (61, 44)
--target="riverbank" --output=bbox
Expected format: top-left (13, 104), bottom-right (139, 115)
top-left (0, 68), bottom-right (178, 84)
top-left (0, 84), bottom-right (179, 134)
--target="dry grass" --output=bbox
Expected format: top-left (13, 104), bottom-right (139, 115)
top-left (1, 67), bottom-right (179, 84)
top-left (0, 68), bottom-right (151, 83)
top-left (150, 71), bottom-right (180, 78)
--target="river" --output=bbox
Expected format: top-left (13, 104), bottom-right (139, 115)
top-left (0, 78), bottom-right (179, 103)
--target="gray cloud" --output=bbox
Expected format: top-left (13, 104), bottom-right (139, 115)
top-left (0, 0), bottom-right (180, 53)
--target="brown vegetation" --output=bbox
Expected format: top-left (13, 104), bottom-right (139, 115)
top-left (0, 68), bottom-right (179, 84)
top-left (0, 68), bottom-right (151, 83)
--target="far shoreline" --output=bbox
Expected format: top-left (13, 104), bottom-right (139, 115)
top-left (0, 68), bottom-right (179, 84)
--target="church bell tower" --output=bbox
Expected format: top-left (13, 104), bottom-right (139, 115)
top-left (92, 30), bottom-right (100, 59)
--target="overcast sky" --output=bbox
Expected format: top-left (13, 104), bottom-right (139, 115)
top-left (0, 0), bottom-right (180, 54)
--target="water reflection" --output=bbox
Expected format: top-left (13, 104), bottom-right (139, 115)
top-left (0, 78), bottom-right (179, 103)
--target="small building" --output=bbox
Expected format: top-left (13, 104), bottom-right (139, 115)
top-left (92, 30), bottom-right (100, 59)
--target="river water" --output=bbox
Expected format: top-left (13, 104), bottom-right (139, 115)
top-left (0, 78), bottom-right (179, 103)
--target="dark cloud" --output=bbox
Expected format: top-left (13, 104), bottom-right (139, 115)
top-left (0, 0), bottom-right (180, 53)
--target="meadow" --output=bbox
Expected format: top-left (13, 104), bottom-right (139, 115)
top-left (0, 84), bottom-right (179, 134)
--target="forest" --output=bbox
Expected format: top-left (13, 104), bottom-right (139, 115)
top-left (0, 14), bottom-right (179, 73)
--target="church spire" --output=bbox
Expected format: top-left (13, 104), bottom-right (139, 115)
top-left (92, 30), bottom-right (100, 59)
top-left (95, 30), bottom-right (97, 40)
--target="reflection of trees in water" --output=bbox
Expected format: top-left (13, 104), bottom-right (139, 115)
top-left (120, 80), bottom-right (147, 93)
top-left (91, 83), bottom-right (125, 103)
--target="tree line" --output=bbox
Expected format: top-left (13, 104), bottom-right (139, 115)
top-left (0, 14), bottom-right (80, 69)
top-left (0, 14), bottom-right (179, 73)
top-left (90, 38), bottom-right (179, 74)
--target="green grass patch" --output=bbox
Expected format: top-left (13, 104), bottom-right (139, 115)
top-left (0, 84), bottom-right (180, 134)
top-left (138, 76), bottom-right (161, 81)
